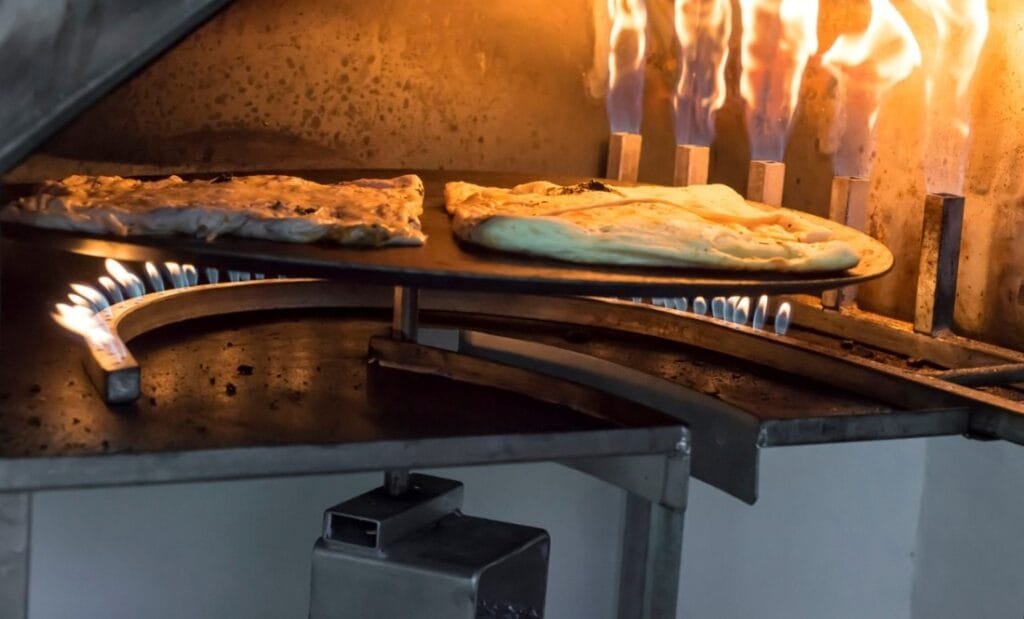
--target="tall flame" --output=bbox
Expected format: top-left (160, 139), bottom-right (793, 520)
top-left (739, 0), bottom-right (819, 162)
top-left (607, 0), bottom-right (648, 134)
top-left (821, 0), bottom-right (922, 177)
top-left (910, 0), bottom-right (989, 194)
top-left (672, 0), bottom-right (732, 146)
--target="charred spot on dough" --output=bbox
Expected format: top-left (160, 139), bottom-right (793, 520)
top-left (294, 206), bottom-right (318, 215)
top-left (209, 174), bottom-right (234, 184)
top-left (553, 180), bottom-right (615, 196)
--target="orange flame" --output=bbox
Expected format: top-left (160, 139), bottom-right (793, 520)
top-left (672, 0), bottom-right (732, 146)
top-left (607, 0), bottom-right (648, 134)
top-left (739, 0), bottom-right (819, 161)
top-left (911, 0), bottom-right (989, 194)
top-left (51, 303), bottom-right (125, 360)
top-left (821, 0), bottom-right (922, 177)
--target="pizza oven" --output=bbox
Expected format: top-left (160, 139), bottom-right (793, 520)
top-left (1, 1), bottom-right (1022, 618)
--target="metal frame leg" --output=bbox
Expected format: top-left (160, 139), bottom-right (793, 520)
top-left (618, 494), bottom-right (685, 619)
top-left (0, 493), bottom-right (31, 619)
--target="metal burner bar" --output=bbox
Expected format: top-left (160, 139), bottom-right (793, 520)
top-left (927, 364), bottom-right (1024, 387)
top-left (80, 281), bottom-right (995, 489)
top-left (421, 293), bottom-right (961, 410)
top-left (420, 292), bottom-right (1024, 445)
top-left (85, 279), bottom-right (389, 402)
top-left (787, 297), bottom-right (1024, 369)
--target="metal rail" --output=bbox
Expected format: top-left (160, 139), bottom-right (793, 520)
top-left (70, 279), bottom-right (1024, 497)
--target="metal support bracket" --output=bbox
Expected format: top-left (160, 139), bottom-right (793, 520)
top-left (0, 493), bottom-right (30, 619)
top-left (617, 494), bottom-right (686, 619)
top-left (414, 327), bottom-right (755, 503)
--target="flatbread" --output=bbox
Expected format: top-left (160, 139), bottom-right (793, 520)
top-left (1, 174), bottom-right (426, 246)
top-left (445, 180), bottom-right (862, 272)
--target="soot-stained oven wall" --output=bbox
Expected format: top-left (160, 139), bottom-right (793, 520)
top-left (6, 0), bottom-right (1024, 351)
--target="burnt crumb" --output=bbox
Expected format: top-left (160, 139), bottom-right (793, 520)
top-left (225, 383), bottom-right (237, 396)
top-left (38, 444), bottom-right (47, 451)
top-left (906, 357), bottom-right (928, 369)
top-left (226, 342), bottom-right (234, 348)
top-left (101, 440), bottom-right (110, 451)
top-left (294, 206), bottom-right (318, 215)
top-left (29, 384), bottom-right (42, 394)
top-left (840, 339), bottom-right (855, 350)
top-left (210, 377), bottom-right (217, 386)
top-left (563, 328), bottom-right (592, 344)
top-left (84, 426), bottom-right (92, 433)
top-left (195, 425), bottom-right (208, 435)
top-left (701, 384), bottom-right (720, 397)
top-left (209, 174), bottom-right (234, 184)
top-left (27, 417), bottom-right (41, 428)
top-left (236, 364), bottom-right (255, 376)
top-left (149, 397), bottom-right (157, 407)
top-left (315, 365), bottom-right (321, 373)
top-left (269, 400), bottom-right (280, 411)
top-left (67, 379), bottom-right (76, 387)
top-left (555, 180), bottom-right (614, 195)
top-left (72, 417), bottom-right (80, 425)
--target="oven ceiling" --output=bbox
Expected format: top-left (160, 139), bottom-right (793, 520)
top-left (0, 0), bottom-right (232, 175)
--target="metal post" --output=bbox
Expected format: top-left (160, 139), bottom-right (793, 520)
top-left (392, 286), bottom-right (419, 342)
top-left (747, 160), bottom-right (785, 206)
top-left (607, 132), bottom-right (643, 183)
top-left (673, 145), bottom-right (710, 187)
top-left (388, 287), bottom-right (419, 494)
top-left (617, 494), bottom-right (685, 619)
top-left (915, 193), bottom-right (964, 335)
top-left (384, 469), bottom-right (410, 496)
top-left (822, 176), bottom-right (870, 310)
top-left (0, 493), bottom-right (30, 619)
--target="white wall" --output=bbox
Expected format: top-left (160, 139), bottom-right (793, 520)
top-left (911, 437), bottom-right (1024, 619)
top-left (681, 440), bottom-right (927, 619)
top-left (27, 439), bottom-right (934, 619)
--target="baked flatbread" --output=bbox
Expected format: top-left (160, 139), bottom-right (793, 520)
top-left (445, 180), bottom-right (861, 272)
top-left (1, 174), bottom-right (426, 246)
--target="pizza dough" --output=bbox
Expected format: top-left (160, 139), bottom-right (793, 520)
top-left (445, 180), bottom-right (862, 272)
top-left (1, 174), bottom-right (426, 246)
